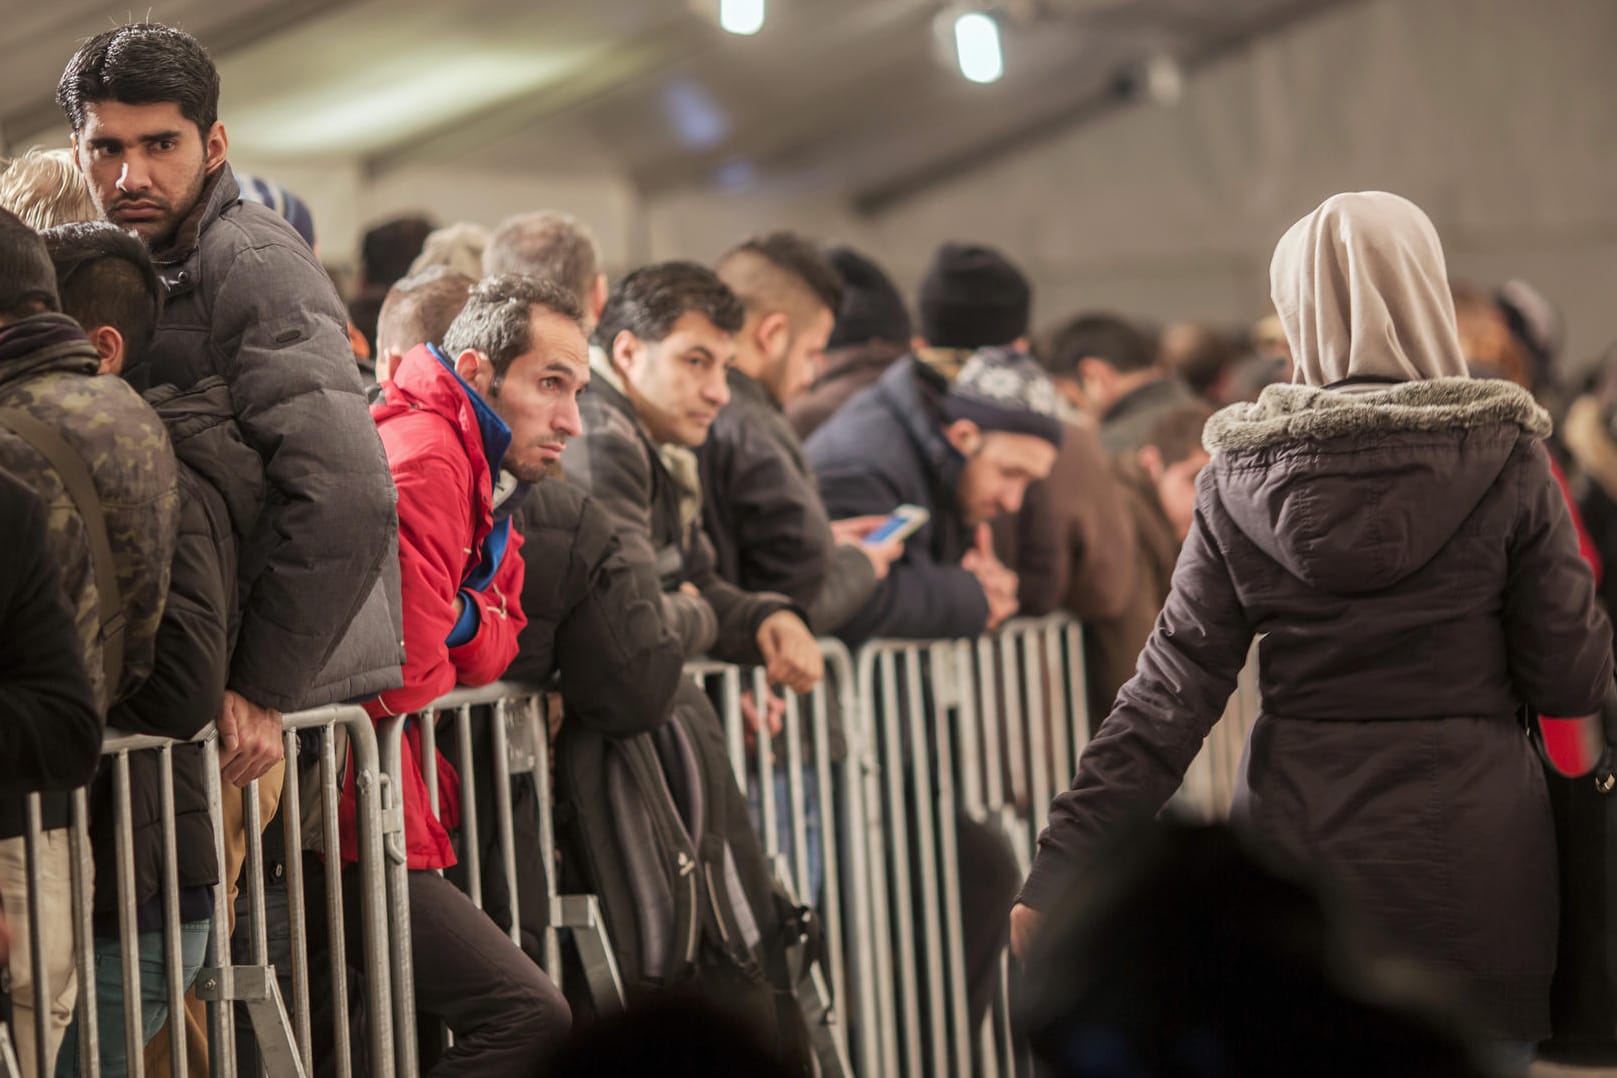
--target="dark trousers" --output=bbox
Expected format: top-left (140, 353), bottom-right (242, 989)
top-left (407, 870), bottom-right (571, 1077)
top-left (955, 813), bottom-right (1019, 1027)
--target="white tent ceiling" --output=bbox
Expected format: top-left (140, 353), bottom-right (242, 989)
top-left (1, 0), bottom-right (1348, 208)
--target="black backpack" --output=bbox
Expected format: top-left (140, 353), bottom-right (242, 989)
top-left (556, 679), bottom-right (847, 1075)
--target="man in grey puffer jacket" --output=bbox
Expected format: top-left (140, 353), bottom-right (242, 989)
top-left (58, 24), bottom-right (402, 789)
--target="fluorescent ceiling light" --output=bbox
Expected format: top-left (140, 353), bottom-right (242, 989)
top-left (719, 0), bottom-right (765, 36)
top-left (954, 11), bottom-right (1004, 85)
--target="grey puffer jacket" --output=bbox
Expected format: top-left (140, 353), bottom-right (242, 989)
top-left (1022, 378), bottom-right (1613, 1041)
top-left (137, 164), bottom-right (401, 711)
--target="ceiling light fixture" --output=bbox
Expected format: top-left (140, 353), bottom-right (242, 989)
top-left (953, 10), bottom-right (1004, 84)
top-left (719, 0), bottom-right (766, 35)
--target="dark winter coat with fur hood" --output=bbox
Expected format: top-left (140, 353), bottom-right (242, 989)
top-left (1021, 377), bottom-right (1613, 1041)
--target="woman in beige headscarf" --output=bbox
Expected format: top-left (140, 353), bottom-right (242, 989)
top-left (1013, 192), bottom-right (1611, 1066)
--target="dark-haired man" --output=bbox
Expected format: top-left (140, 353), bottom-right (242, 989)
top-left (58, 23), bottom-right (402, 789)
top-left (563, 260), bottom-right (822, 691)
top-left (1041, 312), bottom-right (1196, 455)
top-left (354, 273), bottom-right (588, 1074)
top-left (703, 232), bottom-right (899, 635)
top-left (0, 208), bottom-right (178, 1077)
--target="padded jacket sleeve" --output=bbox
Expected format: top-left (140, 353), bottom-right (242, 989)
top-left (1019, 490), bottom-right (1253, 910)
top-left (1504, 441), bottom-right (1614, 716)
top-left (212, 237), bottom-right (397, 711)
top-left (685, 521), bottom-right (793, 666)
top-left (0, 479), bottom-right (101, 795)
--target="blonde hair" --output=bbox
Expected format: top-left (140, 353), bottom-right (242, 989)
top-left (0, 148), bottom-right (97, 231)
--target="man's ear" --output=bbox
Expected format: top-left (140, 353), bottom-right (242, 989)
top-left (205, 122), bottom-right (229, 173)
top-left (89, 325), bottom-right (125, 377)
top-left (944, 418), bottom-right (982, 457)
top-left (610, 330), bottom-right (641, 383)
top-left (453, 348), bottom-right (491, 394)
top-left (1138, 444), bottom-right (1164, 482)
top-left (756, 310), bottom-right (791, 358)
top-left (590, 274), bottom-right (609, 322)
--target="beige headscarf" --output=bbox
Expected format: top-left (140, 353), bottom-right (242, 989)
top-left (1271, 192), bottom-right (1469, 389)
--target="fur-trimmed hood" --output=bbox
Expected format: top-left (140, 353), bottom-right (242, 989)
top-left (1204, 377), bottom-right (1550, 454)
top-left (1203, 378), bottom-right (1547, 595)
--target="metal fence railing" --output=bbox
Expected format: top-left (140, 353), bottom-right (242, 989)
top-left (2, 614), bottom-right (1262, 1078)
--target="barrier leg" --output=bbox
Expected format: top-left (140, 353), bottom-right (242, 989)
top-left (67, 788), bottom-right (100, 1077)
top-left (552, 896), bottom-right (625, 1012)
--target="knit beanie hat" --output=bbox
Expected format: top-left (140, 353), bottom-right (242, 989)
top-left (942, 346), bottom-right (1064, 447)
top-left (918, 242), bottom-right (1031, 350)
top-left (825, 245), bottom-right (911, 350)
top-left (0, 207), bottom-right (59, 314)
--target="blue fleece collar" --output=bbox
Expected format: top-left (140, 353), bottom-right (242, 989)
top-left (428, 343), bottom-right (512, 477)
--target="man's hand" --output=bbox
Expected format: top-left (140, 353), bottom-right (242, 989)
top-left (1009, 902), bottom-right (1043, 962)
top-left (740, 690), bottom-right (787, 755)
top-left (755, 610), bottom-right (824, 695)
top-left (830, 515), bottom-right (906, 582)
top-left (217, 689), bottom-right (285, 788)
top-left (961, 524), bottom-right (1020, 631)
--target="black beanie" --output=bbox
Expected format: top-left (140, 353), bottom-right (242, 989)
top-left (825, 246), bottom-right (911, 350)
top-left (0, 209), bottom-right (59, 314)
top-left (918, 242), bottom-right (1031, 350)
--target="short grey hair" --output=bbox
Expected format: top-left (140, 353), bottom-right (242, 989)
top-left (440, 273), bottom-right (584, 381)
top-left (483, 211), bottom-right (601, 311)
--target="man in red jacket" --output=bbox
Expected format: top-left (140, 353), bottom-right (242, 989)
top-left (353, 273), bottom-right (588, 1075)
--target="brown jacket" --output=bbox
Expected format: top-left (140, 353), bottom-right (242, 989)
top-left (1023, 379), bottom-right (1613, 1040)
top-left (1082, 459), bottom-right (1181, 722)
top-left (992, 416), bottom-right (1136, 622)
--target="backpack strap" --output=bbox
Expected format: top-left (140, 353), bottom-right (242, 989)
top-left (0, 408), bottom-right (125, 701)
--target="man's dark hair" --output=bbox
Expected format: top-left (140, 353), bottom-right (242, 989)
top-left (1143, 403), bottom-right (1214, 468)
top-left (440, 273), bottom-right (583, 382)
top-left (595, 261), bottom-right (744, 351)
top-left (0, 207), bottom-right (61, 320)
top-left (1161, 322), bottom-right (1240, 399)
top-left (718, 231), bottom-right (843, 315)
top-left (42, 221), bottom-right (161, 368)
top-left (57, 24), bottom-right (221, 137)
top-left (362, 215), bottom-right (436, 290)
top-left (377, 267), bottom-right (475, 356)
top-left (1039, 313), bottom-right (1159, 378)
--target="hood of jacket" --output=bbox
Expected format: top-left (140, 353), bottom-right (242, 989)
top-left (0, 313), bottom-right (99, 388)
top-left (1203, 377), bottom-right (1549, 595)
top-left (143, 377), bottom-right (264, 540)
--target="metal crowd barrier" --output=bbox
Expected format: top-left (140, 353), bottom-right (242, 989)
top-left (3, 618), bottom-right (1262, 1078)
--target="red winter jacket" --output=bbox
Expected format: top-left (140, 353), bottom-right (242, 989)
top-left (340, 345), bottom-right (527, 869)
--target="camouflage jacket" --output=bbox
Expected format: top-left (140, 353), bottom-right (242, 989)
top-left (0, 314), bottom-right (179, 711)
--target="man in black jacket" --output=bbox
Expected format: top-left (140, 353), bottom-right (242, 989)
top-left (702, 232), bottom-right (900, 634)
top-left (562, 261), bottom-right (821, 692)
top-left (44, 220), bottom-right (257, 1077)
top-left (58, 24), bottom-right (402, 783)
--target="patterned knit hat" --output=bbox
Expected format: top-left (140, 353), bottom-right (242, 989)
top-left (942, 345), bottom-right (1064, 447)
top-left (236, 173), bottom-right (316, 249)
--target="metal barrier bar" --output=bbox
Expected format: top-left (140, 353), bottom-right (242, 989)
top-left (278, 730), bottom-right (312, 1077)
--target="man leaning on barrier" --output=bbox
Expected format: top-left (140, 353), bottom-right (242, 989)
top-left (354, 274), bottom-right (589, 1075)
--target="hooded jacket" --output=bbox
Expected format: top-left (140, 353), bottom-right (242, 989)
top-left (90, 377), bottom-right (260, 922)
top-left (805, 357), bottom-right (988, 646)
top-left (347, 344), bottom-right (527, 870)
top-left (699, 367), bottom-right (878, 634)
top-left (0, 469), bottom-right (100, 799)
top-left (562, 374), bottom-right (792, 664)
top-left (1022, 378), bottom-right (1613, 1039)
top-left (139, 163), bottom-right (401, 712)
top-left (0, 314), bottom-right (179, 837)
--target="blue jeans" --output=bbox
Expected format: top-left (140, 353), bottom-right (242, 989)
top-left (747, 768), bottom-right (824, 902)
top-left (55, 921), bottom-right (211, 1078)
